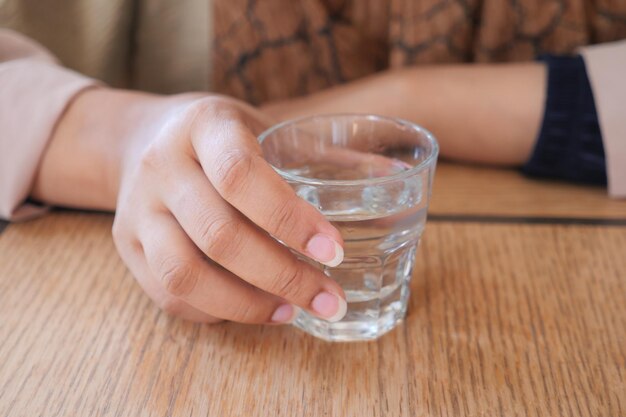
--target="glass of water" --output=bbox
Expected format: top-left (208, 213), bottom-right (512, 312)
top-left (259, 114), bottom-right (438, 341)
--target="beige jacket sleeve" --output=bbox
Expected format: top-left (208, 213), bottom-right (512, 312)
top-left (0, 29), bottom-right (100, 221)
top-left (581, 40), bottom-right (626, 198)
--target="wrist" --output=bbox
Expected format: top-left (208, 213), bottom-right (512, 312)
top-left (31, 88), bottom-right (203, 211)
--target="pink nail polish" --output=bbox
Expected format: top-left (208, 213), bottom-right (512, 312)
top-left (311, 291), bottom-right (347, 322)
top-left (306, 234), bottom-right (344, 267)
top-left (271, 304), bottom-right (297, 323)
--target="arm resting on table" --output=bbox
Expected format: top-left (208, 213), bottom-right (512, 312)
top-left (263, 63), bottom-right (547, 166)
top-left (0, 30), bottom-right (198, 220)
top-left (0, 29), bottom-right (99, 220)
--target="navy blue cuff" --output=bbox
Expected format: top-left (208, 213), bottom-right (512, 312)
top-left (522, 55), bottom-right (606, 185)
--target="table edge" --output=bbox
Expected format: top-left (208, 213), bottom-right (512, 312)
top-left (429, 214), bottom-right (626, 226)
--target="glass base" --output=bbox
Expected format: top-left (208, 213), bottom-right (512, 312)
top-left (293, 287), bottom-right (410, 342)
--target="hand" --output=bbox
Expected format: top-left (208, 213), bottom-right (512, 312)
top-left (111, 96), bottom-right (347, 323)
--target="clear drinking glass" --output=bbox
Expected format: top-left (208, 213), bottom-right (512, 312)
top-left (259, 114), bottom-right (438, 341)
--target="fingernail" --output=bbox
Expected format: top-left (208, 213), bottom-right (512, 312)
top-left (271, 304), bottom-right (299, 324)
top-left (311, 291), bottom-right (347, 322)
top-left (306, 234), bottom-right (344, 267)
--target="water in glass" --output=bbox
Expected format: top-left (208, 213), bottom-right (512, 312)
top-left (288, 161), bottom-right (427, 341)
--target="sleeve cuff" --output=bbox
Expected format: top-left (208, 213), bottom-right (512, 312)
top-left (0, 59), bottom-right (101, 221)
top-left (522, 55), bottom-right (606, 186)
top-left (580, 40), bottom-right (626, 198)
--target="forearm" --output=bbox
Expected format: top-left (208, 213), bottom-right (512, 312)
top-left (263, 63), bottom-right (547, 165)
top-left (31, 88), bottom-right (200, 210)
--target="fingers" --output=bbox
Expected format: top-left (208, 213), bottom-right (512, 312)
top-left (112, 98), bottom-right (355, 325)
top-left (159, 162), bottom-right (347, 322)
top-left (112, 224), bottom-right (221, 323)
top-left (190, 117), bottom-right (344, 268)
top-left (137, 212), bottom-right (300, 324)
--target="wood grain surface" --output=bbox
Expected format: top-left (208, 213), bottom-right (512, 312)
top-left (1, 212), bottom-right (624, 417)
top-left (430, 163), bottom-right (626, 219)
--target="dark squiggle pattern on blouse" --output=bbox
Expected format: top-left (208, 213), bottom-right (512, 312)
top-left (213, 0), bottom-right (626, 104)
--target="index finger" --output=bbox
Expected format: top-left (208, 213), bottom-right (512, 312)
top-left (191, 112), bottom-right (344, 268)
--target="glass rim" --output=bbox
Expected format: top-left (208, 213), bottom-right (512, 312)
top-left (258, 113), bottom-right (439, 186)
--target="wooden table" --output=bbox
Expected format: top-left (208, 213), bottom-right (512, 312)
top-left (1, 163), bottom-right (625, 417)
